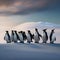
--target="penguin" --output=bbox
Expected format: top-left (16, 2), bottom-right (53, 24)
top-left (4, 31), bottom-right (11, 43)
top-left (10, 30), bottom-right (14, 42)
top-left (42, 29), bottom-right (48, 43)
top-left (22, 31), bottom-right (27, 41)
top-left (27, 30), bottom-right (33, 43)
top-left (34, 28), bottom-right (42, 43)
top-left (18, 31), bottom-right (24, 43)
top-left (13, 31), bottom-right (18, 43)
top-left (49, 29), bottom-right (56, 44)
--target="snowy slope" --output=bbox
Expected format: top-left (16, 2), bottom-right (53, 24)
top-left (0, 43), bottom-right (60, 60)
top-left (13, 22), bottom-right (60, 31)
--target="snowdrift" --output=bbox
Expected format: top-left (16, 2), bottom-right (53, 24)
top-left (13, 22), bottom-right (60, 31)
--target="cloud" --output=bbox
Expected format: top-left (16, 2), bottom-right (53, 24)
top-left (0, 0), bottom-right (15, 6)
top-left (0, 0), bottom-right (60, 15)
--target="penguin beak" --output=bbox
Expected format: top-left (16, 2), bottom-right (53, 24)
top-left (52, 29), bottom-right (55, 31)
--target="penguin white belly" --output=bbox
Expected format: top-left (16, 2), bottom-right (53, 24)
top-left (10, 35), bottom-right (14, 41)
top-left (27, 34), bottom-right (31, 42)
top-left (34, 32), bottom-right (39, 42)
top-left (4, 34), bottom-right (9, 42)
top-left (18, 33), bottom-right (23, 42)
top-left (14, 33), bottom-right (17, 41)
top-left (52, 34), bottom-right (56, 42)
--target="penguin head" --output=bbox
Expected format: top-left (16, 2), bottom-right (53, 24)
top-left (18, 31), bottom-right (23, 33)
top-left (6, 31), bottom-right (9, 35)
top-left (35, 28), bottom-right (38, 31)
top-left (52, 29), bottom-right (55, 32)
top-left (14, 31), bottom-right (18, 34)
top-left (23, 31), bottom-right (25, 35)
top-left (11, 30), bottom-right (14, 33)
top-left (28, 30), bottom-right (31, 33)
top-left (23, 31), bottom-right (25, 34)
top-left (6, 31), bottom-right (9, 33)
top-left (15, 30), bottom-right (17, 33)
top-left (20, 31), bottom-right (23, 33)
top-left (18, 31), bottom-right (21, 33)
top-left (15, 30), bottom-right (17, 32)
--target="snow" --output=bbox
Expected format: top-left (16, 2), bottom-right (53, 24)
top-left (0, 43), bottom-right (60, 60)
top-left (13, 22), bottom-right (60, 31)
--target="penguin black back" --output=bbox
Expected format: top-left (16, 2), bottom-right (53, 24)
top-left (14, 31), bottom-right (19, 40)
top-left (22, 31), bottom-right (27, 40)
top-left (43, 29), bottom-right (48, 41)
top-left (11, 30), bottom-right (14, 35)
top-left (4, 31), bottom-right (10, 41)
top-left (28, 30), bottom-right (33, 42)
top-left (50, 29), bottom-right (55, 42)
top-left (6, 31), bottom-right (10, 40)
top-left (35, 28), bottom-right (42, 38)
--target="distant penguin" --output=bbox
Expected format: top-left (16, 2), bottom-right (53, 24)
top-left (10, 30), bottom-right (14, 42)
top-left (34, 28), bottom-right (42, 43)
top-left (18, 31), bottom-right (24, 43)
top-left (4, 31), bottom-right (11, 43)
top-left (49, 29), bottom-right (56, 44)
top-left (42, 29), bottom-right (48, 43)
top-left (27, 30), bottom-right (33, 43)
top-left (13, 31), bottom-right (18, 43)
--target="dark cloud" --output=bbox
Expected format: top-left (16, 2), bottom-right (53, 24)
top-left (0, 0), bottom-right (60, 15)
top-left (0, 0), bottom-right (15, 6)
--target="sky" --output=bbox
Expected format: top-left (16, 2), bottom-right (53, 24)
top-left (0, 0), bottom-right (60, 26)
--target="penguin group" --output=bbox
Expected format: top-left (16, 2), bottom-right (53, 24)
top-left (4, 28), bottom-right (56, 44)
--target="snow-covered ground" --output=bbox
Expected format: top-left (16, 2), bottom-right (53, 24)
top-left (0, 43), bottom-right (60, 60)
